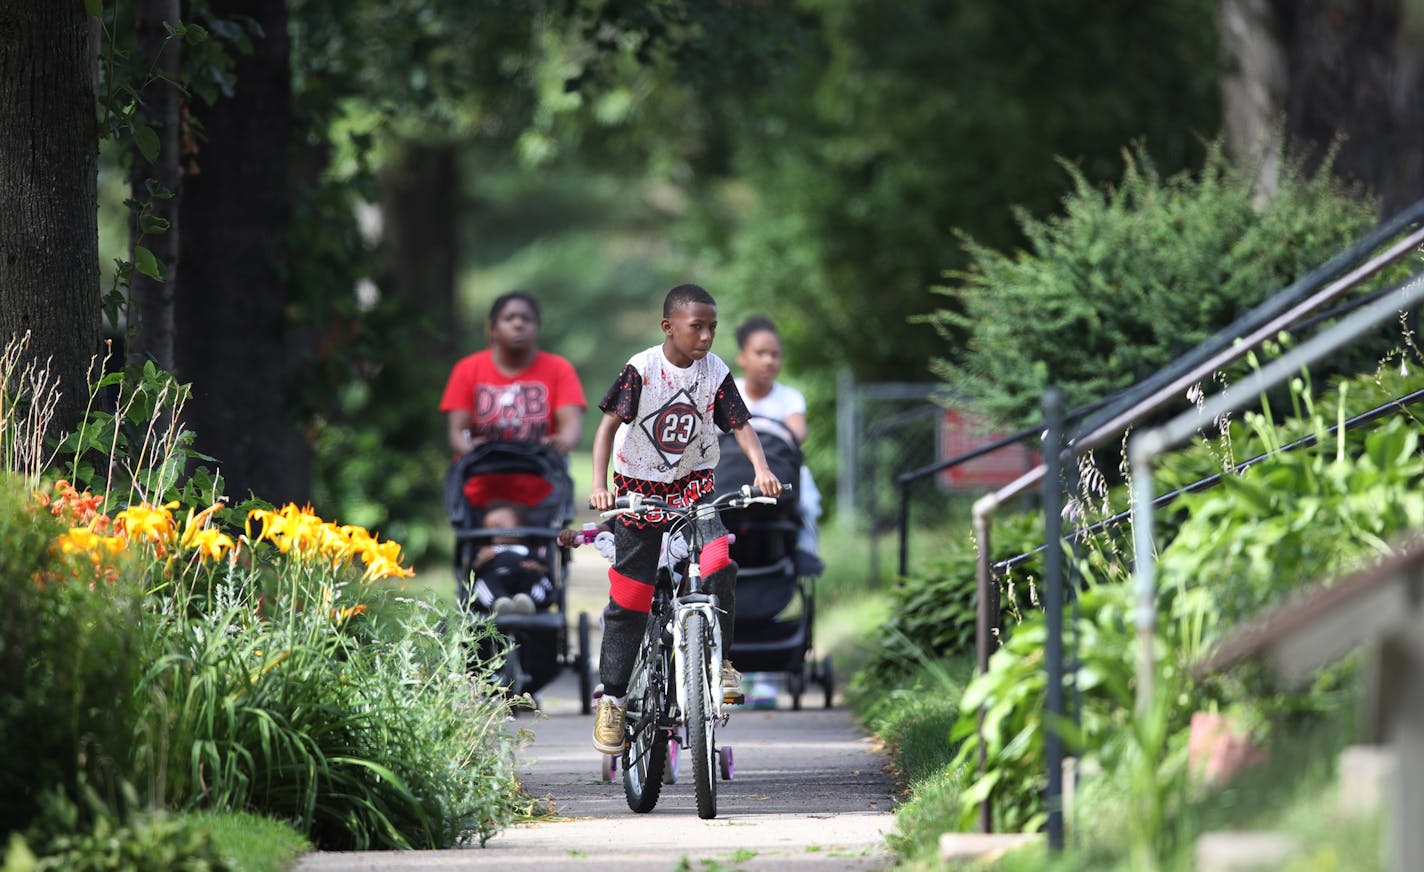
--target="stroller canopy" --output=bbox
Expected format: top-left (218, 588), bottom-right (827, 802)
top-left (444, 440), bottom-right (575, 530)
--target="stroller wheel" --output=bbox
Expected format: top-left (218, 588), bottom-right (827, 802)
top-left (498, 642), bottom-right (524, 695)
top-left (788, 668), bottom-right (806, 711)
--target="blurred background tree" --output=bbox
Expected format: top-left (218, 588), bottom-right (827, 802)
top-left (52, 0), bottom-right (1419, 563)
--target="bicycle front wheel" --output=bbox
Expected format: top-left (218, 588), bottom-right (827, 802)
top-left (682, 610), bottom-right (718, 819)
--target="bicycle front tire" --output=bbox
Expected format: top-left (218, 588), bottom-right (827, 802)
top-left (682, 610), bottom-right (718, 819)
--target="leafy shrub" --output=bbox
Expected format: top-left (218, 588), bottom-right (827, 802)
top-left (1158, 395), bottom-right (1424, 645)
top-left (949, 583), bottom-right (1138, 833)
top-left (0, 478), bottom-right (522, 852)
top-left (139, 503), bottom-right (521, 850)
top-left (1, 340), bottom-right (524, 852)
top-left (16, 782), bottom-right (233, 872)
top-left (928, 143), bottom-right (1380, 426)
top-left (0, 476), bottom-right (152, 834)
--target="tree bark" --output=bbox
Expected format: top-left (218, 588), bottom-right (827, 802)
top-left (176, 0), bottom-right (309, 505)
top-left (128, 0), bottom-right (183, 372)
top-left (1220, 0), bottom-right (1424, 215)
top-left (0, 3), bottom-right (102, 436)
top-left (378, 142), bottom-right (458, 366)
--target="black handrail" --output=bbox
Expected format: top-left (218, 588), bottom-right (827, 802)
top-left (893, 392), bottom-right (1120, 578)
top-left (991, 387), bottom-right (1424, 576)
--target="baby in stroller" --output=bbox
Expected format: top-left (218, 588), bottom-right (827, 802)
top-left (465, 501), bottom-right (557, 617)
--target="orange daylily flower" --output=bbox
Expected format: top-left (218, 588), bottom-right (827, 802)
top-left (333, 603), bottom-right (367, 623)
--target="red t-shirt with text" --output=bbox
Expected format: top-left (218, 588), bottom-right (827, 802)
top-left (439, 350), bottom-right (586, 443)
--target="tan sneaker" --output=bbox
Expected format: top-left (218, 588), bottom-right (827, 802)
top-left (593, 698), bottom-right (627, 754)
top-left (721, 662), bottom-right (745, 705)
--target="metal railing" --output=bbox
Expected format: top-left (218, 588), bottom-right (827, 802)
top-left (953, 196), bottom-right (1424, 845)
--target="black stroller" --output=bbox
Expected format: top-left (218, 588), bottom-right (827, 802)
top-left (444, 440), bottom-right (595, 712)
top-left (713, 417), bottom-right (834, 709)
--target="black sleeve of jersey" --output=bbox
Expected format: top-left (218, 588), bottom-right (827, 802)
top-left (598, 364), bottom-right (643, 423)
top-left (713, 372), bottom-right (752, 432)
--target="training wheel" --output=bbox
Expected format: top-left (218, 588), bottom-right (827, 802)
top-left (719, 746), bottom-right (734, 781)
top-left (663, 735), bottom-right (681, 785)
top-left (600, 752), bottom-right (617, 782)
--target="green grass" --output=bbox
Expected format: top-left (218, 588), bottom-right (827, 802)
top-left (198, 812), bottom-right (311, 872)
top-left (852, 655), bottom-right (973, 869)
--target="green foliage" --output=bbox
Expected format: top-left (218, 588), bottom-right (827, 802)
top-left (17, 783), bottom-right (233, 872)
top-left (2, 360), bottom-right (525, 852)
top-left (0, 476), bottom-right (151, 835)
top-left (929, 144), bottom-right (1380, 425)
top-left (853, 511), bottom-right (1043, 692)
top-left (1159, 398), bottom-right (1424, 637)
top-left (949, 584), bottom-right (1137, 834)
top-left (51, 360), bottom-right (219, 514)
top-left (941, 372), bottom-right (1424, 848)
top-left (193, 812), bottom-right (310, 872)
top-left (684, 0), bottom-right (1222, 475)
top-left (146, 578), bottom-right (521, 850)
top-left (857, 647), bottom-right (969, 790)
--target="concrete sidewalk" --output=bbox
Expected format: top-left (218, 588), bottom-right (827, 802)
top-left (294, 553), bottom-right (897, 871)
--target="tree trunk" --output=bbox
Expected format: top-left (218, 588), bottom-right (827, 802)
top-left (128, 0), bottom-right (183, 372)
top-left (176, 0), bottom-right (309, 505)
top-left (1220, 0), bottom-right (1424, 215)
top-left (378, 142), bottom-right (458, 366)
top-left (0, 3), bottom-right (102, 436)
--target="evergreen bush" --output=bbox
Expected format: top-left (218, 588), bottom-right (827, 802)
top-left (928, 144), bottom-right (1379, 426)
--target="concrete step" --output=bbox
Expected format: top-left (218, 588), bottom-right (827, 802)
top-left (1338, 744), bottom-right (1394, 818)
top-left (1194, 831), bottom-right (1299, 871)
top-left (939, 832), bottom-right (1042, 864)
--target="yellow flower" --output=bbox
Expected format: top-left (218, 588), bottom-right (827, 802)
top-left (56, 526), bottom-right (128, 557)
top-left (250, 649), bottom-right (291, 683)
top-left (187, 527), bottom-right (235, 562)
top-left (179, 503), bottom-right (234, 562)
top-left (247, 505), bottom-right (414, 580)
top-left (363, 554), bottom-right (416, 582)
top-left (315, 521), bottom-right (354, 563)
top-left (51, 526), bottom-right (128, 582)
top-left (115, 502), bottom-right (179, 550)
top-left (56, 526), bottom-right (101, 555)
top-left (247, 504), bottom-right (328, 557)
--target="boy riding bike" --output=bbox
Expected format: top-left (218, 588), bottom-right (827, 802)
top-left (588, 283), bottom-right (782, 754)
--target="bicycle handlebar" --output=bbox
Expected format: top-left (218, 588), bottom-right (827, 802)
top-left (591, 483), bottom-right (792, 517)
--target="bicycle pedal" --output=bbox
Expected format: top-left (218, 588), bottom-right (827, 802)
top-left (723, 691), bottom-right (745, 705)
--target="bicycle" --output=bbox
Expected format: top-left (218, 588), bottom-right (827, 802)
top-left (589, 484), bottom-right (788, 819)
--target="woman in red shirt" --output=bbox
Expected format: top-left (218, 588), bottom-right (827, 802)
top-left (440, 292), bottom-right (587, 456)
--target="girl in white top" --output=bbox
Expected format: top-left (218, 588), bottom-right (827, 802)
top-left (734, 316), bottom-right (822, 563)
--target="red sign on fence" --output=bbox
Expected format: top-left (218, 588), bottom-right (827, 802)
top-left (938, 409), bottom-right (1040, 490)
